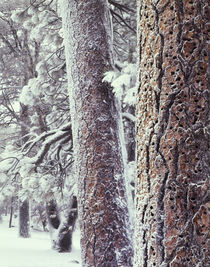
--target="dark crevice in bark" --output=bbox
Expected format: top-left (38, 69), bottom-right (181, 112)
top-left (154, 91), bottom-right (161, 114)
top-left (156, 91), bottom-right (179, 153)
top-left (143, 230), bottom-right (148, 267)
top-left (141, 202), bottom-right (148, 224)
top-left (175, 0), bottom-right (184, 17)
top-left (157, 1), bottom-right (170, 14)
top-left (146, 129), bottom-right (154, 193)
top-left (152, 4), bottom-right (165, 114)
top-left (173, 143), bottom-right (179, 179)
top-left (157, 171), bottom-right (169, 264)
top-left (146, 145), bottom-right (151, 192)
top-left (142, 201), bottom-right (149, 267)
top-left (175, 0), bottom-right (184, 50)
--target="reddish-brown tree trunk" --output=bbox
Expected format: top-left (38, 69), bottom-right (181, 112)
top-left (135, 0), bottom-right (209, 266)
top-left (61, 0), bottom-right (133, 266)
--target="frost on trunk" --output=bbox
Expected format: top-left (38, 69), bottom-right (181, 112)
top-left (135, 1), bottom-right (209, 266)
top-left (19, 199), bottom-right (30, 238)
top-left (60, 0), bottom-right (133, 266)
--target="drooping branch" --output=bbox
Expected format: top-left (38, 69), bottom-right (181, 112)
top-left (108, 0), bottom-right (135, 14)
top-left (21, 122), bottom-right (71, 153)
top-left (34, 132), bottom-right (71, 167)
top-left (110, 9), bottom-right (136, 34)
top-left (122, 112), bottom-right (136, 122)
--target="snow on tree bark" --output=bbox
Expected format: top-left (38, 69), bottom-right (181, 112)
top-left (60, 0), bottom-right (133, 266)
top-left (135, 0), bottom-right (209, 266)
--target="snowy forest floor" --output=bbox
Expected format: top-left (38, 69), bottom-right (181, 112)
top-left (0, 216), bottom-right (81, 267)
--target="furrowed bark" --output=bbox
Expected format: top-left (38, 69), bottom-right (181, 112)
top-left (61, 0), bottom-right (133, 266)
top-left (136, 0), bottom-right (209, 266)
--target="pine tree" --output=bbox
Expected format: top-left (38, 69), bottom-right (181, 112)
top-left (60, 0), bottom-right (133, 265)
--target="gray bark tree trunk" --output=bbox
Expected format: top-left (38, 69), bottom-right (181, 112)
top-left (19, 104), bottom-right (31, 238)
top-left (135, 0), bottom-right (209, 266)
top-left (18, 31), bottom-right (40, 237)
top-left (9, 197), bottom-right (14, 228)
top-left (19, 199), bottom-right (30, 237)
top-left (60, 0), bottom-right (133, 266)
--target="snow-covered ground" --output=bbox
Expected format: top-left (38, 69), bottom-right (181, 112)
top-left (0, 216), bottom-right (81, 267)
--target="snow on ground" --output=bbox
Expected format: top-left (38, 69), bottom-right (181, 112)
top-left (0, 216), bottom-right (81, 267)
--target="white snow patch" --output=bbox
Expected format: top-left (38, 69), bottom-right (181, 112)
top-left (0, 216), bottom-right (81, 267)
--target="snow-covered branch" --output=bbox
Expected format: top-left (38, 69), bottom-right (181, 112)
top-left (122, 112), bottom-right (136, 122)
top-left (21, 122), bottom-right (72, 168)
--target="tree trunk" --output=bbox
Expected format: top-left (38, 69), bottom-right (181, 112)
top-left (19, 104), bottom-right (31, 238)
top-left (61, 0), bottom-right (133, 266)
top-left (135, 0), bottom-right (209, 266)
top-left (9, 197), bottom-right (14, 228)
top-left (46, 197), bottom-right (77, 252)
top-left (19, 199), bottom-right (30, 238)
top-left (56, 196), bottom-right (78, 252)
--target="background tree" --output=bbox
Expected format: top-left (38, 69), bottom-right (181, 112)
top-left (0, 0), bottom-right (73, 243)
top-left (60, 0), bottom-right (134, 265)
top-left (135, 0), bottom-right (209, 266)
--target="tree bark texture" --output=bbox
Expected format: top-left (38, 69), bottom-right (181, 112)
top-left (61, 0), bottom-right (133, 266)
top-left (135, 1), bottom-right (209, 266)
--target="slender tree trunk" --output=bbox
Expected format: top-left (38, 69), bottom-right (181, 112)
top-left (19, 199), bottom-right (30, 237)
top-left (9, 197), bottom-right (14, 228)
top-left (19, 104), bottom-right (31, 238)
top-left (61, 0), bottom-right (133, 266)
top-left (135, 0), bottom-right (209, 266)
